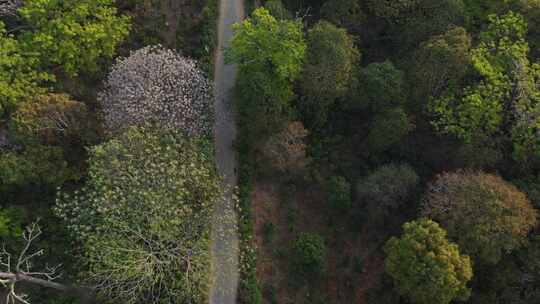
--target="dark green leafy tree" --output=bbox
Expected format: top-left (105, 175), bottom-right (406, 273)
top-left (366, 0), bottom-right (419, 18)
top-left (320, 0), bottom-right (364, 35)
top-left (409, 26), bottom-right (472, 104)
top-left (357, 163), bottom-right (419, 220)
top-left (292, 233), bottom-right (326, 276)
top-left (300, 21), bottom-right (359, 127)
top-left (421, 171), bottom-right (538, 264)
top-left (353, 61), bottom-right (405, 112)
top-left (429, 12), bottom-right (540, 160)
top-left (19, 0), bottom-right (131, 76)
top-left (0, 144), bottom-right (76, 192)
top-left (55, 127), bottom-right (221, 304)
top-left (264, 0), bottom-right (292, 20)
top-left (327, 176), bottom-right (352, 211)
top-left (0, 207), bottom-right (24, 237)
top-left (384, 218), bottom-right (473, 304)
top-left (367, 107), bottom-right (414, 153)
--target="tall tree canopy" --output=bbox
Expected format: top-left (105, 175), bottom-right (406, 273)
top-left (367, 0), bottom-right (465, 48)
top-left (421, 171), bottom-right (538, 264)
top-left (226, 7), bottom-right (305, 83)
top-left (225, 7), bottom-right (305, 140)
top-left (357, 163), bottom-right (419, 221)
top-left (430, 12), bottom-right (540, 160)
top-left (384, 219), bottom-right (473, 304)
top-left (19, 0), bottom-right (131, 76)
top-left (55, 127), bottom-right (221, 304)
top-left (409, 26), bottom-right (472, 104)
top-left (99, 45), bottom-right (212, 136)
top-left (0, 22), bottom-right (51, 116)
top-left (300, 20), bottom-right (359, 127)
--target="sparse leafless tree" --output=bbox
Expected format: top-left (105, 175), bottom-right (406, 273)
top-left (0, 222), bottom-right (93, 304)
top-left (99, 45), bottom-right (213, 136)
top-left (262, 121), bottom-right (309, 173)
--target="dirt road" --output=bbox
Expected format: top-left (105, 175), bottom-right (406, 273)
top-left (210, 0), bottom-right (244, 303)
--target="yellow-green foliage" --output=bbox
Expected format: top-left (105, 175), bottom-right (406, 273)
top-left (384, 219), bottom-right (473, 304)
top-left (19, 0), bottom-right (131, 76)
top-left (0, 22), bottom-right (52, 116)
top-left (56, 126), bottom-right (220, 304)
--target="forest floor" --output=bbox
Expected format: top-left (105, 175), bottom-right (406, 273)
top-left (251, 180), bottom-right (385, 304)
top-left (209, 0), bottom-right (244, 303)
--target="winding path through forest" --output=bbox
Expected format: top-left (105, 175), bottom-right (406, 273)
top-left (210, 0), bottom-right (244, 303)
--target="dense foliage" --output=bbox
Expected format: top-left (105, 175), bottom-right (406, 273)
top-left (300, 20), bottom-right (358, 127)
top-left (430, 12), bottom-right (540, 160)
top-left (0, 22), bottom-right (50, 116)
top-left (226, 7), bottom-right (305, 142)
top-left (56, 127), bottom-right (220, 304)
top-left (291, 233), bottom-right (326, 277)
top-left (19, 0), bottom-right (131, 76)
top-left (357, 163), bottom-right (419, 221)
top-left (99, 45), bottom-right (213, 136)
top-left (5, 0), bottom-right (540, 303)
top-left (384, 219), bottom-right (473, 304)
top-left (421, 171), bottom-right (538, 264)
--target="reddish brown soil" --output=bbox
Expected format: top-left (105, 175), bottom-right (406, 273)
top-left (251, 180), bottom-right (385, 304)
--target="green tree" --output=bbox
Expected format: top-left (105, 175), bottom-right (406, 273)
top-left (367, 0), bottom-right (465, 48)
top-left (19, 0), bottom-right (131, 76)
top-left (0, 144), bottom-right (76, 192)
top-left (291, 233), bottom-right (326, 276)
top-left (0, 207), bottom-right (24, 237)
top-left (357, 163), bottom-right (419, 220)
top-left (225, 7), bottom-right (305, 141)
top-left (421, 171), bottom-right (538, 264)
top-left (55, 127), bottom-right (220, 304)
top-left (384, 219), bottom-right (473, 304)
top-left (366, 107), bottom-right (413, 153)
top-left (353, 61), bottom-right (405, 112)
top-left (366, 0), bottom-right (419, 18)
top-left (327, 175), bottom-right (352, 211)
top-left (409, 26), bottom-right (471, 104)
top-left (429, 12), bottom-right (540, 160)
top-left (226, 7), bottom-right (305, 83)
top-left (320, 0), bottom-right (365, 35)
top-left (0, 21), bottom-right (52, 116)
top-left (300, 21), bottom-right (359, 127)
top-left (264, 0), bottom-right (292, 20)
top-left (10, 93), bottom-right (97, 147)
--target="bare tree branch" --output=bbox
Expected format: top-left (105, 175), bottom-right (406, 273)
top-left (0, 222), bottom-right (94, 303)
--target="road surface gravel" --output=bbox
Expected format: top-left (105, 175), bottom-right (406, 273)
top-left (210, 0), bottom-right (244, 303)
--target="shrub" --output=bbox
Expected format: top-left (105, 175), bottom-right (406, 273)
top-left (327, 175), bottom-right (352, 211)
top-left (292, 233), bottom-right (326, 276)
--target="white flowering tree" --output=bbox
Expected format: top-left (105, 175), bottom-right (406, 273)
top-left (55, 126), bottom-right (222, 304)
top-left (0, 0), bottom-right (22, 17)
top-left (99, 45), bottom-right (213, 136)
